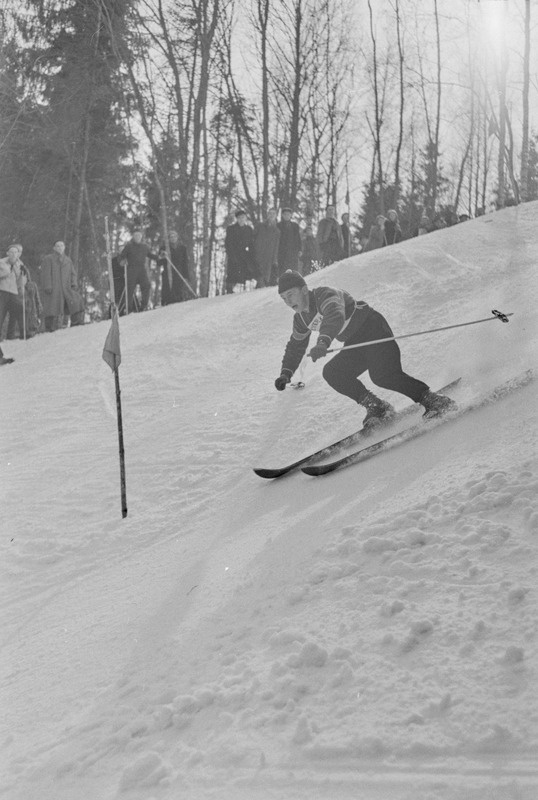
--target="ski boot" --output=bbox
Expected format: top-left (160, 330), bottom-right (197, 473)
top-left (360, 391), bottom-right (396, 429)
top-left (420, 389), bottom-right (457, 419)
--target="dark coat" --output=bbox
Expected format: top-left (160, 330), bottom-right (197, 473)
top-left (225, 223), bottom-right (257, 284)
top-left (254, 222), bottom-right (280, 284)
top-left (158, 242), bottom-right (189, 304)
top-left (364, 223), bottom-right (385, 252)
top-left (277, 221), bottom-right (302, 273)
top-left (301, 233), bottom-right (320, 275)
top-left (317, 218), bottom-right (344, 265)
top-left (383, 220), bottom-right (402, 245)
top-left (40, 252), bottom-right (83, 316)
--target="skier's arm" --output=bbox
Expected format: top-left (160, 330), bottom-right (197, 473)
top-left (280, 325), bottom-right (311, 377)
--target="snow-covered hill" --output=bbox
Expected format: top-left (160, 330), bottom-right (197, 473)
top-left (1, 203), bottom-right (538, 800)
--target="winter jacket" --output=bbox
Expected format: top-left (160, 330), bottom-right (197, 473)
top-left (0, 258), bottom-right (19, 295)
top-left (364, 223), bottom-right (385, 251)
top-left (158, 242), bottom-right (189, 304)
top-left (225, 223), bottom-right (257, 284)
top-left (317, 218), bottom-right (344, 265)
top-left (120, 241), bottom-right (155, 273)
top-left (382, 220), bottom-right (402, 245)
top-left (280, 286), bottom-right (372, 377)
top-left (277, 221), bottom-right (302, 273)
top-left (40, 252), bottom-right (84, 317)
top-left (254, 222), bottom-right (280, 283)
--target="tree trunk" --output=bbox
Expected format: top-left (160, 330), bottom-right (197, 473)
top-left (394, 0), bottom-right (404, 204)
top-left (520, 0), bottom-right (531, 201)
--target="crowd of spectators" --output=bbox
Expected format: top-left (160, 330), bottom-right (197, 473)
top-left (0, 240), bottom-right (85, 352)
top-left (221, 203), bottom-right (473, 293)
top-left (0, 203), bottom-right (476, 362)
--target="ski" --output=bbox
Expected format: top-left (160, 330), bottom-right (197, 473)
top-left (253, 378), bottom-right (461, 479)
top-left (301, 371), bottom-right (533, 476)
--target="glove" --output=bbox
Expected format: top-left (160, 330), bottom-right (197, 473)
top-left (274, 373), bottom-right (291, 391)
top-left (309, 342), bottom-right (328, 362)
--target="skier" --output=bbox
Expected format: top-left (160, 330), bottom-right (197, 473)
top-left (274, 270), bottom-right (455, 427)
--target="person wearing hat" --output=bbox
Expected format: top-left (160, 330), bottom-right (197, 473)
top-left (276, 207), bottom-right (302, 283)
top-left (224, 210), bottom-right (257, 293)
top-left (119, 229), bottom-right (157, 312)
top-left (0, 245), bottom-right (24, 338)
top-left (40, 241), bottom-right (84, 331)
top-left (274, 270), bottom-right (455, 426)
top-left (317, 204), bottom-right (344, 266)
top-left (254, 208), bottom-right (280, 288)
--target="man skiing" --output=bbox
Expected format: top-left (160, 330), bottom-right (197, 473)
top-left (274, 270), bottom-right (455, 427)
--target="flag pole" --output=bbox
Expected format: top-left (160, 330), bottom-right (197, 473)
top-left (103, 216), bottom-right (128, 518)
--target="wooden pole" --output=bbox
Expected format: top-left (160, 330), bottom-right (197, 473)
top-left (104, 216), bottom-right (128, 518)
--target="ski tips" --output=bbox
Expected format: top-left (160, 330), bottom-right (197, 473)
top-left (253, 467), bottom-right (288, 479)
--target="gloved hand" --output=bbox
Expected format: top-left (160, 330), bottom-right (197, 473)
top-left (309, 342), bottom-right (328, 362)
top-left (274, 373), bottom-right (291, 391)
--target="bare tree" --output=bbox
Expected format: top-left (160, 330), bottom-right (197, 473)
top-left (520, 0), bottom-right (531, 201)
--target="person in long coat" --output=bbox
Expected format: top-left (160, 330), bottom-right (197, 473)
top-left (276, 207), bottom-right (302, 280)
top-left (317, 205), bottom-right (344, 266)
top-left (40, 241), bottom-right (84, 331)
top-left (300, 225), bottom-right (320, 275)
top-left (364, 215), bottom-right (386, 252)
top-left (158, 230), bottom-right (191, 304)
top-left (382, 210), bottom-right (403, 246)
top-left (224, 210), bottom-right (256, 293)
top-left (254, 209), bottom-right (280, 288)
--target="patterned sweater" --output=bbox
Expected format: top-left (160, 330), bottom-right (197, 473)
top-left (281, 286), bottom-right (372, 376)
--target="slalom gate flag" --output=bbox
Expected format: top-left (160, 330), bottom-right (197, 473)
top-left (102, 309), bottom-right (121, 371)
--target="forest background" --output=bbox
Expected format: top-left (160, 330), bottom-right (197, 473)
top-left (0, 0), bottom-right (537, 303)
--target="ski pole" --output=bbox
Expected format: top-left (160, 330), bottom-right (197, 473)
top-left (322, 309), bottom-right (513, 355)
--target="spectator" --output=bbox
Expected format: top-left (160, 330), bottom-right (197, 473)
top-left (5, 244), bottom-right (28, 339)
top-left (111, 254), bottom-right (126, 313)
top-left (119, 229), bottom-right (156, 312)
top-left (416, 213), bottom-right (432, 236)
top-left (301, 225), bottom-right (320, 275)
top-left (11, 245), bottom-right (43, 338)
top-left (224, 210), bottom-right (257, 293)
top-left (0, 345), bottom-right (14, 365)
top-left (254, 209), bottom-right (280, 288)
top-left (40, 241), bottom-right (84, 331)
top-left (0, 245), bottom-right (24, 340)
top-left (277, 207), bottom-right (302, 279)
top-left (317, 205), bottom-right (344, 266)
top-left (364, 215), bottom-right (386, 252)
top-left (341, 213), bottom-right (351, 257)
top-left (383, 210), bottom-right (403, 246)
top-left (158, 230), bottom-right (190, 304)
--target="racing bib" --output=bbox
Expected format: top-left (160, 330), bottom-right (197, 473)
top-left (307, 312), bottom-right (323, 332)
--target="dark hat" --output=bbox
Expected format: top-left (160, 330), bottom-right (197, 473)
top-left (278, 270), bottom-right (307, 293)
top-left (281, 207), bottom-right (293, 213)
top-left (235, 209), bottom-right (247, 218)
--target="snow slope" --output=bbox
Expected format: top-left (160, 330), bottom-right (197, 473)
top-left (1, 203), bottom-right (538, 800)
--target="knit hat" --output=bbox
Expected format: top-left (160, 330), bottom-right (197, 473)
top-left (278, 270), bottom-right (307, 293)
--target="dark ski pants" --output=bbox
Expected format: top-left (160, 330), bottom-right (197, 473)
top-left (126, 266), bottom-right (151, 312)
top-left (322, 310), bottom-right (429, 405)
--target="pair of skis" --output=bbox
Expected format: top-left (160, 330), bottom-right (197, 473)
top-left (254, 379), bottom-right (461, 479)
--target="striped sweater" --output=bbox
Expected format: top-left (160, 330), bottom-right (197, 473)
top-left (281, 286), bottom-right (372, 376)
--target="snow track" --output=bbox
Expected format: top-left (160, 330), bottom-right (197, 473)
top-left (1, 203), bottom-right (538, 799)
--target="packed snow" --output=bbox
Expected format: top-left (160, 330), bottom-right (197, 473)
top-left (1, 203), bottom-right (538, 800)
